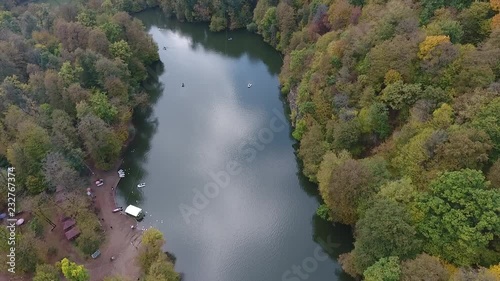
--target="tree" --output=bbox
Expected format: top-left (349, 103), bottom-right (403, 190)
top-left (333, 118), bottom-right (362, 153)
top-left (472, 97), bottom-right (500, 159)
top-left (259, 7), bottom-right (278, 46)
top-left (417, 169), bottom-right (500, 266)
top-left (317, 150), bottom-right (351, 207)
top-left (359, 102), bottom-right (391, 139)
top-left (51, 109), bottom-right (79, 150)
top-left (58, 258), bottom-right (89, 281)
top-left (17, 233), bottom-right (40, 273)
top-left (77, 114), bottom-right (121, 170)
top-left (487, 159), bottom-right (500, 188)
top-left (400, 253), bottom-right (449, 281)
top-left (138, 228), bottom-right (165, 273)
top-left (7, 121), bottom-right (52, 191)
top-left (377, 177), bottom-right (418, 205)
top-left (145, 254), bottom-right (180, 281)
top-left (298, 122), bottom-right (328, 182)
top-left (458, 2), bottom-right (492, 45)
top-left (276, 2), bottom-right (295, 49)
top-left (450, 267), bottom-right (498, 281)
top-left (54, 20), bottom-right (89, 52)
top-left (253, 0), bottom-right (270, 25)
top-left (209, 15), bottom-right (226, 32)
top-left (420, 0), bottom-right (474, 24)
top-left (88, 29), bottom-right (110, 56)
top-left (432, 127), bottom-right (492, 171)
top-left (363, 34), bottom-right (421, 87)
top-left (43, 152), bottom-right (84, 190)
top-left (59, 62), bottom-right (83, 87)
top-left (351, 199), bottom-right (421, 274)
top-left (109, 40), bottom-right (132, 62)
top-left (88, 90), bottom-right (118, 123)
top-left (33, 264), bottom-right (61, 281)
top-left (363, 256), bottom-right (401, 281)
top-left (380, 81), bottom-right (423, 110)
top-left (324, 159), bottom-right (374, 225)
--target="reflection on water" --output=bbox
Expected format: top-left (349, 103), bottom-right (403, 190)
top-left (117, 9), bottom-right (354, 281)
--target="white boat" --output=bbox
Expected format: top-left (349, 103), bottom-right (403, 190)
top-left (247, 83), bottom-right (252, 88)
top-left (137, 183), bottom-right (146, 188)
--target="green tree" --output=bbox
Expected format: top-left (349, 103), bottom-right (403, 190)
top-left (458, 2), bottom-right (492, 45)
top-left (380, 81), bottom-right (422, 111)
top-left (297, 122), bottom-right (328, 182)
top-left (77, 114), bottom-right (121, 170)
top-left (359, 102), bottom-right (391, 139)
top-left (377, 177), bottom-right (418, 205)
top-left (351, 199), bottom-right (421, 274)
top-left (144, 254), bottom-right (180, 281)
top-left (472, 97), bottom-right (500, 160)
top-left (209, 15), bottom-right (226, 32)
top-left (34, 264), bottom-right (61, 281)
top-left (110, 40), bottom-right (132, 62)
top-left (363, 256), bottom-right (401, 281)
top-left (58, 258), bottom-right (89, 281)
top-left (88, 90), bottom-right (118, 123)
top-left (259, 7), bottom-right (278, 46)
top-left (59, 61), bottom-right (83, 87)
top-left (333, 119), bottom-right (362, 153)
top-left (417, 169), bottom-right (500, 266)
top-left (99, 21), bottom-right (122, 42)
top-left (17, 233), bottom-right (40, 273)
top-left (138, 228), bottom-right (165, 273)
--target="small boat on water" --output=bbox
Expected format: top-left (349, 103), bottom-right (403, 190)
top-left (112, 207), bottom-right (123, 213)
top-left (228, 37), bottom-right (233, 41)
top-left (247, 83), bottom-right (252, 88)
top-left (137, 183), bottom-right (146, 188)
top-left (182, 83), bottom-right (185, 87)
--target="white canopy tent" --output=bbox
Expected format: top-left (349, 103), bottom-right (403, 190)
top-left (124, 205), bottom-right (143, 218)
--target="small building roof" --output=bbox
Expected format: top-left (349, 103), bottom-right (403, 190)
top-left (65, 227), bottom-right (80, 240)
top-left (125, 205), bottom-right (142, 217)
top-left (63, 219), bottom-right (76, 231)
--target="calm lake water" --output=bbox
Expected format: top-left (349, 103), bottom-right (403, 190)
top-left (117, 9), bottom-right (354, 281)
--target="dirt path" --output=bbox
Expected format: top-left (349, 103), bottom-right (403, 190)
top-left (85, 163), bottom-right (143, 281)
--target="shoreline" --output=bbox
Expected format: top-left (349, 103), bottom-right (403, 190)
top-left (85, 158), bottom-right (143, 281)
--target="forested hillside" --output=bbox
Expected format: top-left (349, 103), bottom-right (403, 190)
top-left (276, 0), bottom-right (500, 279)
top-left (0, 1), bottom-right (173, 279)
top-left (0, 0), bottom-right (158, 195)
top-left (146, 0), bottom-right (500, 279)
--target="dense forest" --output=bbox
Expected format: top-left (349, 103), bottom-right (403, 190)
top-left (0, 0), bottom-right (499, 280)
top-left (144, 0), bottom-right (500, 280)
top-left (0, 1), bottom-right (180, 280)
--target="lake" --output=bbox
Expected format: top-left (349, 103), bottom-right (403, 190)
top-left (116, 8), bottom-right (354, 281)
